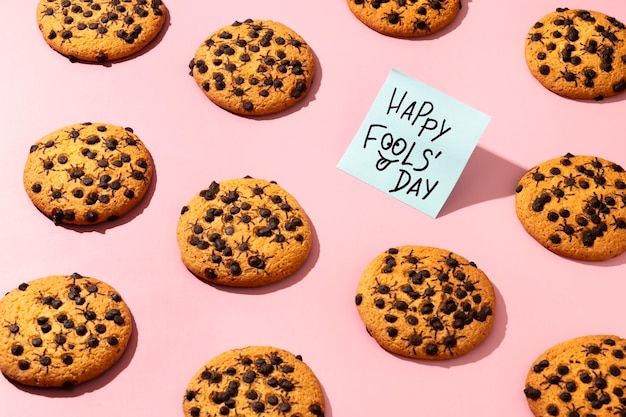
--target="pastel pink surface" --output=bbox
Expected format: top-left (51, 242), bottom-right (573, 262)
top-left (1, 1), bottom-right (626, 416)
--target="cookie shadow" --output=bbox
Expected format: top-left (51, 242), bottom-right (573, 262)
top-left (189, 217), bottom-right (321, 295)
top-left (438, 146), bottom-right (527, 217)
top-left (545, 88), bottom-right (626, 104)
top-left (59, 4), bottom-right (171, 66)
top-left (319, 380), bottom-right (334, 417)
top-left (590, 92), bottom-right (626, 104)
top-left (387, 281), bottom-right (507, 368)
top-left (569, 92), bottom-right (626, 105)
top-left (3, 311), bottom-right (139, 397)
top-left (55, 161), bottom-right (157, 234)
top-left (552, 248), bottom-right (626, 267)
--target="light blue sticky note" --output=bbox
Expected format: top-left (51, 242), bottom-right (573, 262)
top-left (337, 69), bottom-right (491, 218)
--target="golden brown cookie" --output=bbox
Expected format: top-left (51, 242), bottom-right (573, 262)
top-left (515, 153), bottom-right (626, 261)
top-left (188, 19), bottom-right (315, 116)
top-left (346, 0), bottom-right (462, 38)
top-left (37, 0), bottom-right (167, 63)
top-left (525, 8), bottom-right (626, 100)
top-left (183, 346), bottom-right (325, 417)
top-left (355, 246), bottom-right (495, 360)
top-left (177, 177), bottom-right (312, 287)
top-left (524, 335), bottom-right (626, 417)
top-left (23, 122), bottom-right (154, 226)
top-left (0, 273), bottom-right (133, 387)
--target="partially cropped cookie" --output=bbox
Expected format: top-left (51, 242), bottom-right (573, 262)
top-left (355, 246), bottom-right (495, 360)
top-left (524, 335), bottom-right (626, 417)
top-left (515, 153), bottom-right (626, 261)
top-left (525, 8), bottom-right (626, 100)
top-left (37, 0), bottom-right (166, 63)
top-left (189, 19), bottom-right (315, 116)
top-left (0, 273), bottom-right (132, 387)
top-left (23, 122), bottom-right (153, 225)
top-left (183, 346), bottom-right (325, 417)
top-left (177, 177), bottom-right (312, 287)
top-left (346, 0), bottom-right (462, 38)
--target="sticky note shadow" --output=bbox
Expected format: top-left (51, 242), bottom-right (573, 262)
top-left (438, 146), bottom-right (527, 217)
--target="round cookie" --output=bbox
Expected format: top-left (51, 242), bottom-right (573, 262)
top-left (346, 0), bottom-right (462, 38)
top-left (188, 19), bottom-right (315, 116)
top-left (23, 122), bottom-right (154, 226)
top-left (183, 346), bottom-right (325, 417)
top-left (525, 8), bottom-right (626, 100)
top-left (37, 0), bottom-right (166, 63)
top-left (524, 335), bottom-right (626, 417)
top-left (355, 246), bottom-right (495, 360)
top-left (515, 153), bottom-right (626, 261)
top-left (177, 177), bottom-right (312, 287)
top-left (0, 273), bottom-right (133, 387)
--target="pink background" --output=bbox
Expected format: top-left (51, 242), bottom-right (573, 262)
top-left (2, 1), bottom-right (626, 416)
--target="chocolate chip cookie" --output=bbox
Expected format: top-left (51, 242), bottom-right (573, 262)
top-left (0, 273), bottom-right (133, 387)
top-left (188, 19), bottom-right (315, 116)
top-left (177, 177), bottom-right (312, 287)
top-left (23, 122), bottom-right (154, 225)
top-left (515, 153), bottom-right (626, 261)
top-left (524, 335), bottom-right (626, 417)
top-left (183, 346), bottom-right (325, 417)
top-left (355, 246), bottom-right (496, 360)
top-left (346, 0), bottom-right (462, 38)
top-left (525, 8), bottom-right (626, 100)
top-left (37, 0), bottom-right (166, 63)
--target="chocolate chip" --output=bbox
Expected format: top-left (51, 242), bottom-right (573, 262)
top-left (55, 335), bottom-right (67, 346)
top-left (105, 309), bottom-right (121, 320)
top-left (75, 325), bottom-right (88, 336)
top-left (229, 262), bottom-right (242, 275)
top-left (444, 335), bottom-right (457, 348)
top-left (88, 337), bottom-right (99, 348)
top-left (251, 402), bottom-right (265, 412)
top-left (425, 343), bottom-right (438, 355)
top-left (11, 345), bottom-right (24, 356)
top-left (309, 404), bottom-right (324, 416)
top-left (248, 256), bottom-right (265, 269)
top-left (394, 300), bottom-right (408, 311)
